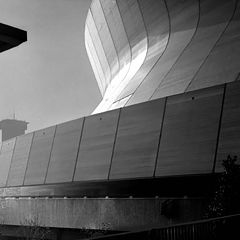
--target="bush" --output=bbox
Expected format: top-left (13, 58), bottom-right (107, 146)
top-left (207, 155), bottom-right (240, 217)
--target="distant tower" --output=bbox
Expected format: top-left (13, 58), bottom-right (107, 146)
top-left (0, 119), bottom-right (28, 141)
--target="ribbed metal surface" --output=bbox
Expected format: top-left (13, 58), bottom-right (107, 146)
top-left (0, 138), bottom-right (16, 187)
top-left (7, 133), bottom-right (33, 187)
top-left (85, 0), bottom-right (240, 112)
top-left (0, 1), bottom-right (240, 191)
top-left (1, 81), bottom-right (240, 188)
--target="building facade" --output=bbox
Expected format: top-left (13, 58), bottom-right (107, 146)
top-left (0, 0), bottom-right (240, 234)
top-left (85, 0), bottom-right (240, 113)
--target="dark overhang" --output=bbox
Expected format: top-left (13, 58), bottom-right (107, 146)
top-left (0, 23), bottom-right (27, 53)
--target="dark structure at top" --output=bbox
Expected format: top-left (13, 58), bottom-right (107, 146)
top-left (0, 23), bottom-right (27, 53)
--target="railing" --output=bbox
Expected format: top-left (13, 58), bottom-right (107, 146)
top-left (88, 214), bottom-right (240, 240)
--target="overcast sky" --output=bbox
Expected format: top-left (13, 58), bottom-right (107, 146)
top-left (0, 0), bottom-right (101, 133)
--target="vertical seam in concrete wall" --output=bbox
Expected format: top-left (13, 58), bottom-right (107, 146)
top-left (90, 7), bottom-right (112, 87)
top-left (137, 0), bottom-right (149, 49)
top-left (44, 126), bottom-right (57, 184)
top-left (185, 0), bottom-right (238, 92)
top-left (85, 28), bottom-right (105, 96)
top-left (99, 0), bottom-right (120, 74)
top-left (125, 0), bottom-right (170, 106)
top-left (23, 132), bottom-right (35, 185)
top-left (86, 20), bottom-right (107, 93)
top-left (212, 83), bottom-right (227, 173)
top-left (72, 117), bottom-right (86, 182)
top-left (115, 0), bottom-right (133, 71)
top-left (85, 0), bottom-right (111, 88)
top-left (149, 0), bottom-right (201, 100)
top-left (113, 0), bottom-right (133, 100)
top-left (136, 0), bottom-right (149, 67)
top-left (153, 98), bottom-right (167, 177)
top-left (5, 138), bottom-right (17, 187)
top-left (120, 0), bottom-right (151, 105)
top-left (107, 108), bottom-right (122, 180)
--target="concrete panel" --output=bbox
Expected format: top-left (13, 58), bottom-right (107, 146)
top-left (187, 0), bottom-right (240, 91)
top-left (117, 0), bottom-right (146, 51)
top-left (74, 110), bottom-right (120, 181)
top-left (87, 11), bottom-right (111, 90)
top-left (100, 0), bottom-right (131, 79)
top-left (216, 82), bottom-right (240, 172)
top-left (152, 0), bottom-right (235, 99)
top-left (0, 198), bottom-right (204, 231)
top-left (110, 99), bottom-right (165, 179)
top-left (24, 126), bottom-right (56, 185)
top-left (115, 0), bottom-right (169, 101)
top-left (7, 133), bottom-right (33, 187)
top-left (128, 0), bottom-right (199, 104)
top-left (0, 138), bottom-right (16, 187)
top-left (92, 0), bottom-right (148, 113)
top-left (156, 86), bottom-right (224, 176)
top-left (91, 0), bottom-right (119, 81)
top-left (45, 118), bottom-right (84, 183)
top-left (85, 27), bottom-right (106, 96)
top-left (112, 0), bottom-right (148, 95)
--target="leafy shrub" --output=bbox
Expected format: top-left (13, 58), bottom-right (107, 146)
top-left (207, 155), bottom-right (240, 217)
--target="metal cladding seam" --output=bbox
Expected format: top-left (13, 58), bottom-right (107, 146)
top-left (85, 26), bottom-right (106, 95)
top-left (7, 133), bottom-right (33, 187)
top-left (186, 0), bottom-right (240, 91)
top-left (85, 0), bottom-right (240, 112)
top-left (115, 0), bottom-right (170, 106)
top-left (0, 138), bottom-right (16, 187)
top-left (93, 0), bottom-right (149, 113)
top-left (152, 0), bottom-right (237, 99)
top-left (87, 10), bottom-right (111, 93)
top-left (91, 0), bottom-right (120, 86)
top-left (128, 0), bottom-right (199, 105)
top-left (0, 0), bottom-right (240, 189)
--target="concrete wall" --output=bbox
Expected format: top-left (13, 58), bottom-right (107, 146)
top-left (0, 198), bottom-right (205, 231)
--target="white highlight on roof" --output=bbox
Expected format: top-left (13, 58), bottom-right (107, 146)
top-left (93, 38), bottom-right (148, 113)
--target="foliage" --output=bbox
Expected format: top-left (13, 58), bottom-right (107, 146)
top-left (206, 155), bottom-right (240, 218)
top-left (78, 222), bottom-right (112, 239)
top-left (19, 215), bottom-right (51, 240)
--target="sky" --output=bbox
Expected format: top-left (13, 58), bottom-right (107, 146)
top-left (0, 0), bottom-right (101, 133)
